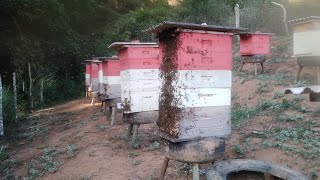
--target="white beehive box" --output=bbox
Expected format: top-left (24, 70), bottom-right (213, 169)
top-left (289, 16), bottom-right (320, 56)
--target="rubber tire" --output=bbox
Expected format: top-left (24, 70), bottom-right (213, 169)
top-left (206, 159), bottom-right (309, 180)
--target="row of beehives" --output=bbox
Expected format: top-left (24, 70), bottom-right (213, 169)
top-left (84, 22), bottom-right (271, 142)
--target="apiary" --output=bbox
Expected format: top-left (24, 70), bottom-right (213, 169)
top-left (99, 57), bottom-right (121, 98)
top-left (109, 42), bottom-right (160, 116)
top-left (148, 21), bottom-right (247, 142)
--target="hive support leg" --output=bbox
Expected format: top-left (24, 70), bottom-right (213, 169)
top-left (110, 107), bottom-right (116, 126)
top-left (159, 157), bottom-right (170, 180)
top-left (131, 124), bottom-right (140, 145)
top-left (91, 98), bottom-right (96, 107)
top-left (296, 65), bottom-right (303, 83)
top-left (126, 124), bottom-right (134, 139)
top-left (192, 164), bottom-right (200, 180)
top-left (238, 62), bottom-right (245, 72)
top-left (260, 63), bottom-right (264, 72)
top-left (101, 101), bottom-right (104, 112)
top-left (254, 63), bottom-right (258, 77)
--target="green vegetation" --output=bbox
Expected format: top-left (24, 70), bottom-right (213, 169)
top-left (232, 99), bottom-right (307, 126)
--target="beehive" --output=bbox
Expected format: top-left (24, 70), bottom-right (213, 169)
top-left (99, 57), bottom-right (121, 98)
top-left (289, 16), bottom-right (320, 57)
top-left (90, 60), bottom-right (100, 92)
top-left (84, 61), bottom-right (91, 87)
top-left (148, 22), bottom-right (247, 142)
top-left (240, 33), bottom-right (271, 55)
top-left (109, 42), bottom-right (160, 113)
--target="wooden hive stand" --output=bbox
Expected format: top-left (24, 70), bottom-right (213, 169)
top-left (238, 55), bottom-right (267, 76)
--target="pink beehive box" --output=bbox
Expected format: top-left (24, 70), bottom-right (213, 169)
top-left (109, 42), bottom-right (160, 114)
top-left (90, 61), bottom-right (100, 92)
top-left (100, 57), bottom-right (121, 98)
top-left (85, 62), bottom-right (91, 87)
top-left (240, 33), bottom-right (271, 55)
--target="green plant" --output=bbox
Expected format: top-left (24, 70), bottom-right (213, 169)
top-left (273, 114), bottom-right (304, 122)
top-left (234, 144), bottom-right (245, 157)
top-left (95, 124), bottom-right (110, 130)
top-left (0, 146), bottom-right (8, 162)
top-left (66, 144), bottom-right (77, 158)
top-left (255, 82), bottom-right (269, 94)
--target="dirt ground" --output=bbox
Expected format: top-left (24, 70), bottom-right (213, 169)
top-left (2, 47), bottom-right (320, 180)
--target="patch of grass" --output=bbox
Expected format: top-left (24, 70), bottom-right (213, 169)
top-left (232, 107), bottom-right (259, 126)
top-left (273, 92), bottom-right (285, 99)
top-left (25, 148), bottom-right (60, 179)
top-left (234, 144), bottom-right (245, 157)
top-left (273, 114), bottom-right (304, 122)
top-left (232, 99), bottom-right (307, 126)
top-left (66, 144), bottom-right (77, 158)
top-left (257, 72), bottom-right (294, 86)
top-left (146, 141), bottom-right (160, 151)
top-left (95, 124), bottom-right (110, 130)
top-left (132, 133), bottom-right (142, 149)
top-left (255, 82), bottom-right (269, 94)
top-left (0, 146), bottom-right (8, 162)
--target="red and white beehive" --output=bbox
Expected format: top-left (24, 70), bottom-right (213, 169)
top-left (148, 22), bottom-right (246, 142)
top-left (84, 61), bottom-right (91, 88)
top-left (100, 57), bottom-right (121, 98)
top-left (240, 33), bottom-right (271, 55)
top-left (109, 42), bottom-right (160, 113)
top-left (90, 60), bottom-right (101, 92)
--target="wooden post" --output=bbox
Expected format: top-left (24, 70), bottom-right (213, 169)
top-left (235, 4), bottom-right (240, 28)
top-left (13, 72), bottom-right (17, 121)
top-left (271, 2), bottom-right (289, 36)
top-left (40, 78), bottom-right (44, 103)
top-left (28, 63), bottom-right (33, 110)
top-left (110, 107), bottom-right (116, 126)
top-left (0, 75), bottom-right (4, 136)
top-left (192, 164), bottom-right (200, 180)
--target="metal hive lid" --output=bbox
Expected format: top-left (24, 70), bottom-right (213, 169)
top-left (146, 21), bottom-right (248, 34)
top-left (288, 16), bottom-right (320, 24)
top-left (97, 56), bottom-right (119, 61)
top-left (108, 42), bottom-right (158, 50)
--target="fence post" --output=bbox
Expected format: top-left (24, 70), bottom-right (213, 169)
top-left (0, 75), bottom-right (4, 136)
top-left (235, 4), bottom-right (240, 28)
top-left (271, 2), bottom-right (289, 36)
top-left (13, 72), bottom-right (18, 121)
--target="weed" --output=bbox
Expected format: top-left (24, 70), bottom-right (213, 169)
top-left (255, 82), bottom-right (269, 94)
top-left (127, 151), bottom-right (139, 158)
top-left (95, 124), bottom-right (110, 130)
top-left (66, 144), bottom-right (77, 158)
top-left (131, 133), bottom-right (142, 149)
top-left (234, 144), bottom-right (245, 157)
top-left (232, 107), bottom-right (259, 126)
top-left (273, 92), bottom-right (284, 99)
top-left (310, 170), bottom-right (318, 180)
top-left (273, 114), bottom-right (304, 122)
top-left (147, 141), bottom-right (160, 151)
top-left (25, 148), bottom-right (60, 179)
top-left (0, 146), bottom-right (8, 162)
